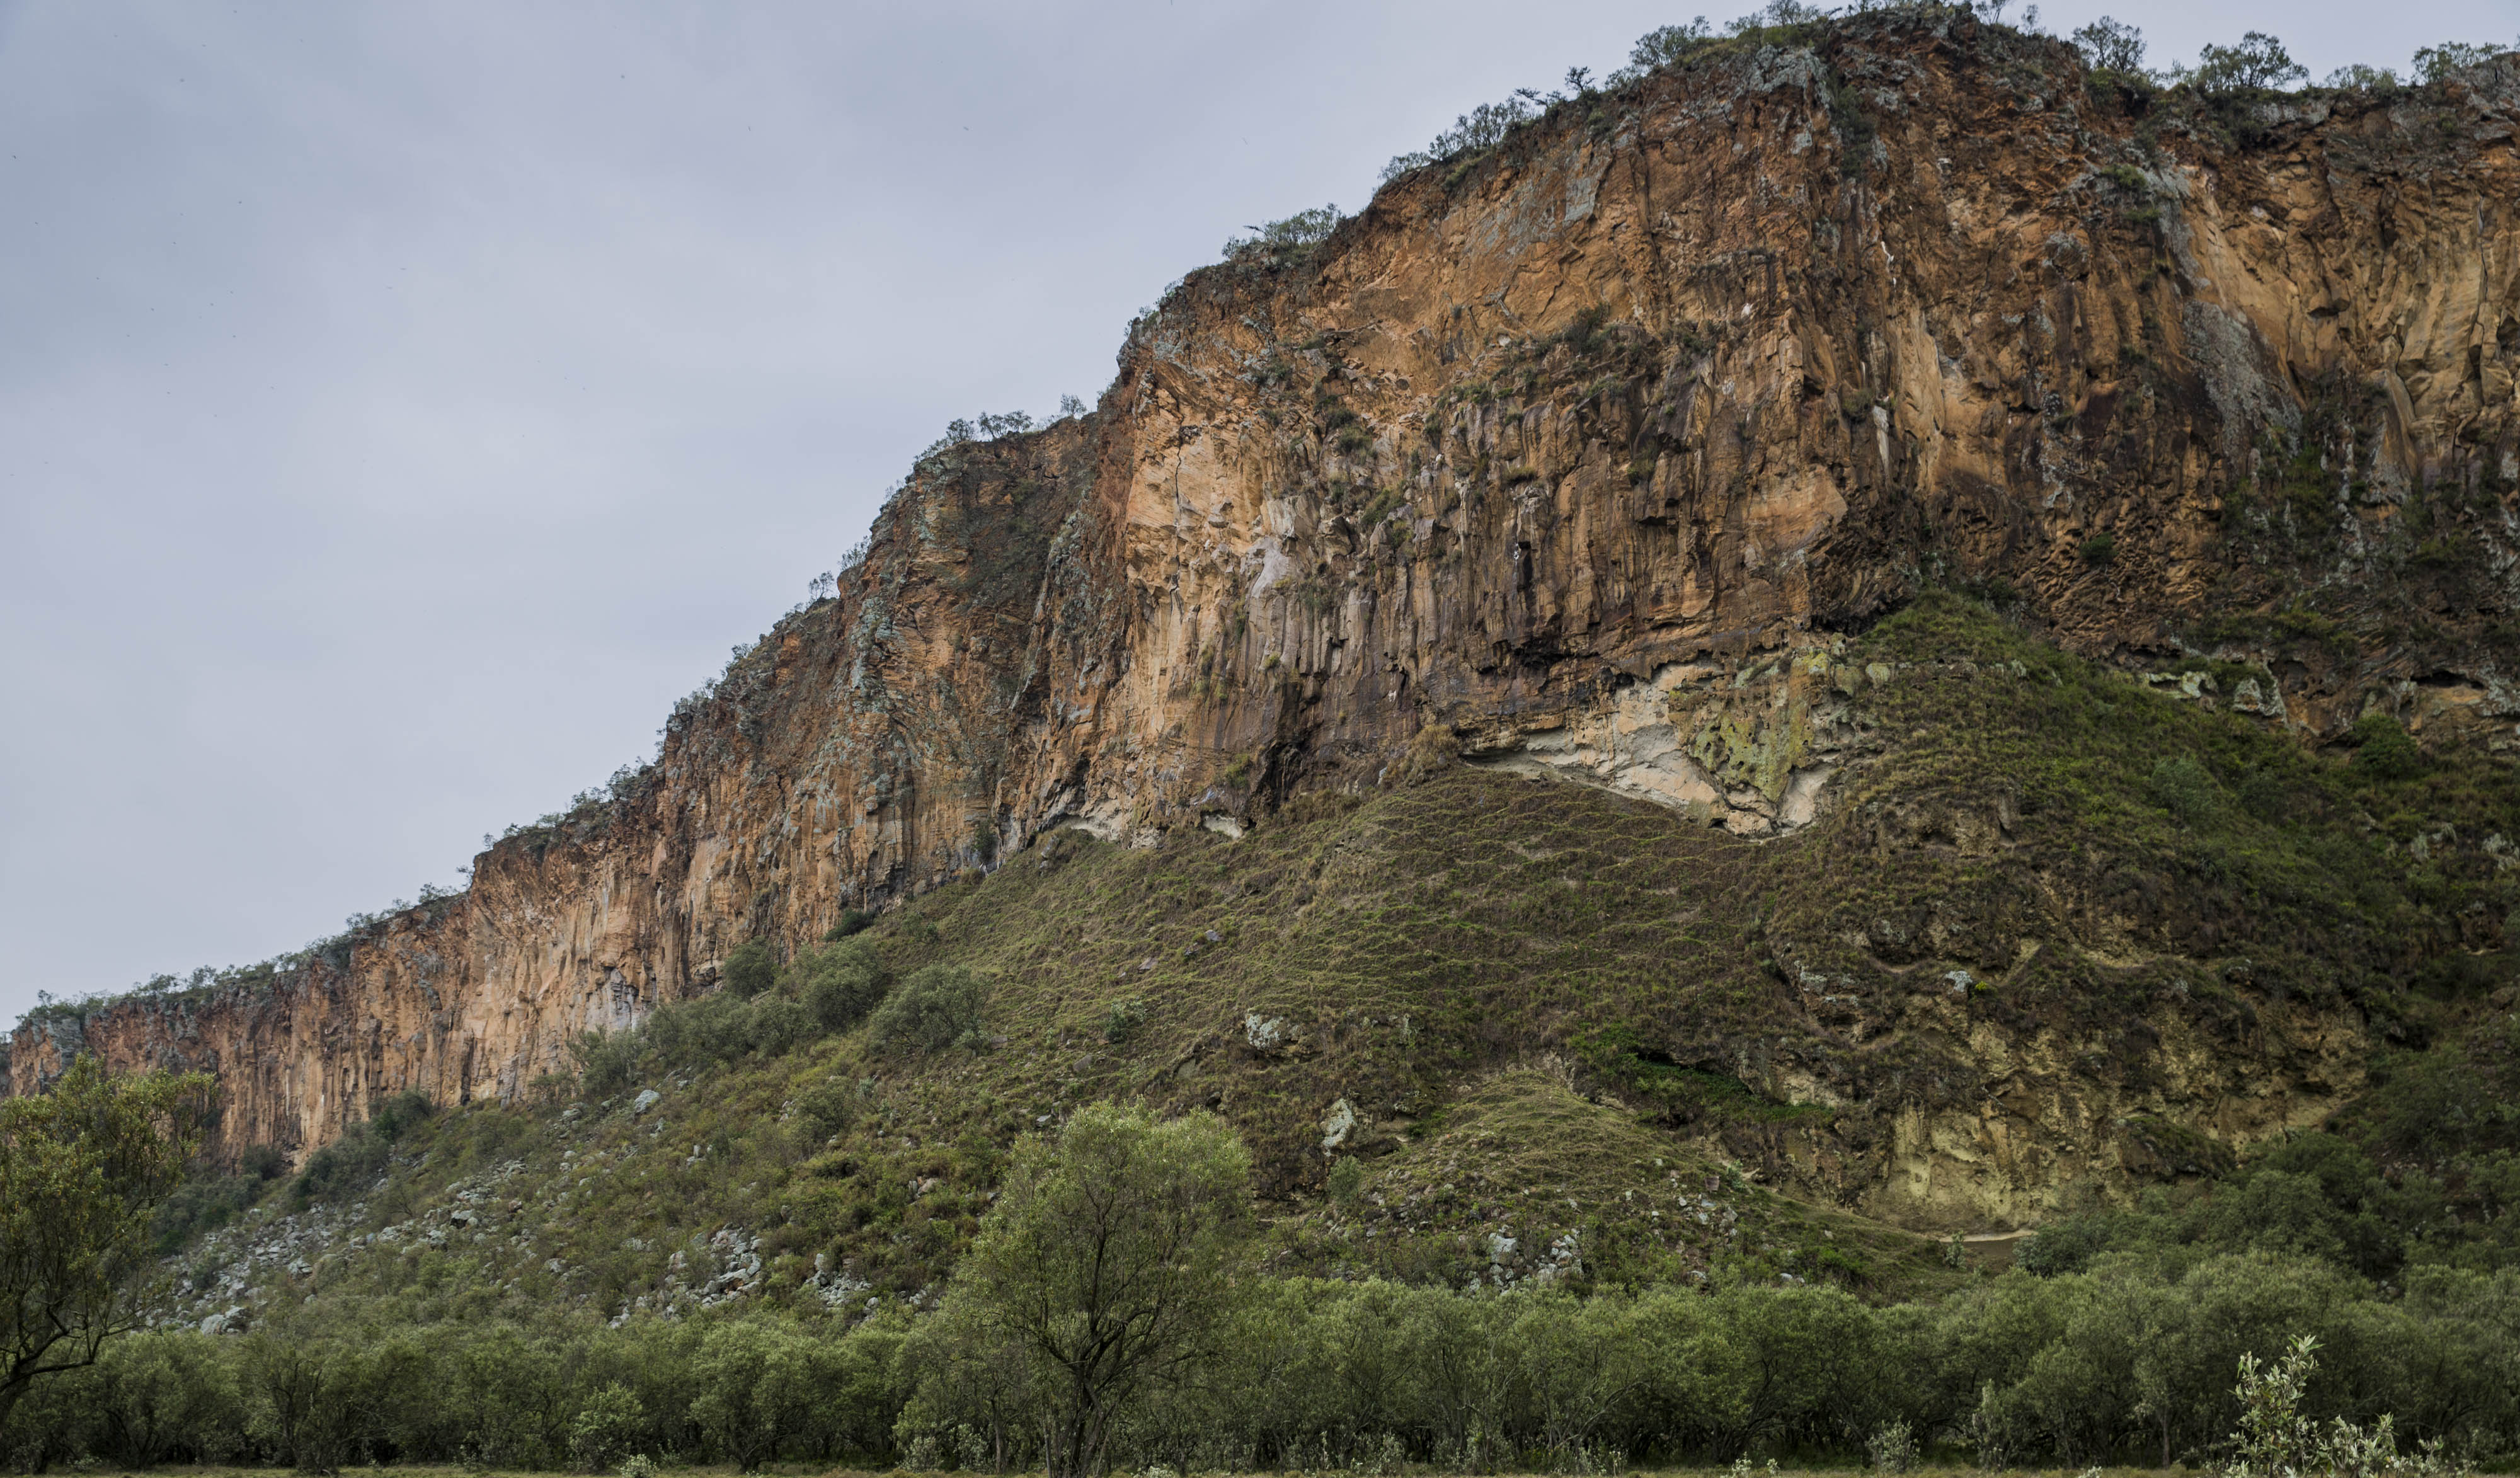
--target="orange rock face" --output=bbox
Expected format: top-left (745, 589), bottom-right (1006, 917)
top-left (14, 18), bottom-right (2519, 1172)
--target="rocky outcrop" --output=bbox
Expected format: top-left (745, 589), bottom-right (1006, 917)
top-left (15, 16), bottom-right (2520, 1213)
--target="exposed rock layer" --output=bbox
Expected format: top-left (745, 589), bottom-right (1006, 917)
top-left (16, 17), bottom-right (2520, 1225)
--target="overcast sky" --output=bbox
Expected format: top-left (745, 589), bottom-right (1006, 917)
top-left (3, 0), bottom-right (2511, 1028)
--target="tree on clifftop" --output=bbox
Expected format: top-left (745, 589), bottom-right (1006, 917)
top-left (0, 1055), bottom-right (211, 1425)
top-left (942, 1103), bottom-right (1252, 1478)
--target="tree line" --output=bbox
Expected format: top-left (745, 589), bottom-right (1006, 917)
top-left (5, 1101), bottom-right (2517, 1474)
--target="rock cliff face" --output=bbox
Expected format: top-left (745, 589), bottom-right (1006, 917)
top-left (15, 15), bottom-right (2520, 1223)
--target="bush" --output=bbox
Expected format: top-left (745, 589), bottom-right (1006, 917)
top-left (2413, 41), bottom-right (2500, 83)
top-left (644, 992), bottom-right (754, 1067)
top-left (2072, 16), bottom-right (2148, 74)
top-left (746, 995), bottom-right (814, 1057)
top-left (2351, 714), bottom-right (2423, 782)
top-left (794, 1075), bottom-right (862, 1144)
top-left (689, 1321), bottom-right (827, 1472)
top-left (644, 990), bottom-right (813, 1068)
top-left (1223, 204), bottom-right (1343, 260)
top-left (1866, 1418), bottom-right (1918, 1473)
top-left (869, 965), bottom-right (990, 1054)
top-left (2150, 755), bottom-right (2220, 823)
top-left (571, 941), bottom-right (886, 1091)
top-left (290, 1089), bottom-right (433, 1208)
top-left (2191, 32), bottom-right (2306, 93)
top-left (369, 1087), bottom-right (433, 1142)
top-left (2236, 767), bottom-right (2294, 822)
top-left (151, 1146), bottom-right (290, 1253)
top-left (2081, 530), bottom-right (2117, 565)
top-left (1382, 98), bottom-right (1540, 182)
top-left (826, 908), bottom-right (876, 941)
top-left (572, 1028), bottom-right (642, 1097)
top-left (89, 1331), bottom-right (248, 1465)
top-left (570, 1382), bottom-right (647, 1472)
top-left (1622, 18), bottom-right (1714, 76)
top-left (721, 939), bottom-right (779, 999)
top-left (793, 939), bottom-right (890, 1032)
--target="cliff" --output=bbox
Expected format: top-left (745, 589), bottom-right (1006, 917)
top-left (16, 13), bottom-right (2520, 1229)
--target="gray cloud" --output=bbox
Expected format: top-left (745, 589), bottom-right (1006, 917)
top-left (3, 0), bottom-right (2508, 1026)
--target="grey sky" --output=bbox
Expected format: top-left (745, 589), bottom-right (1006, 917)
top-left (3, 0), bottom-right (2511, 1028)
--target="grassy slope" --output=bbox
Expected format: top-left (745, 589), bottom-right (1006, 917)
top-left (154, 597), bottom-right (2520, 1335)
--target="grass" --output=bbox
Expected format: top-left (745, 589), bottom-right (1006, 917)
top-left (158, 597), bottom-right (2520, 1334)
top-left (49, 1452), bottom-right (2248, 1462)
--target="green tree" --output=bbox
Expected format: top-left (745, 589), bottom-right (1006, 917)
top-left (2072, 16), bottom-right (2148, 74)
top-left (946, 1103), bottom-right (1253, 1478)
top-left (791, 937), bottom-right (889, 1032)
top-left (2351, 713), bottom-right (2424, 782)
top-left (239, 1331), bottom-right (370, 1471)
top-left (2191, 32), bottom-right (2306, 93)
top-left (688, 1319), bottom-right (825, 1471)
top-left (570, 1380), bottom-right (648, 1470)
top-left (1623, 18), bottom-right (1715, 75)
top-left (0, 1055), bottom-right (211, 1426)
top-left (2412, 41), bottom-right (2500, 82)
top-left (869, 963), bottom-right (990, 1053)
top-left (721, 939), bottom-right (779, 999)
top-left (91, 1331), bottom-right (246, 1466)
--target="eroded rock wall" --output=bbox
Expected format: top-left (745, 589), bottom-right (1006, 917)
top-left (15, 16), bottom-right (2519, 1218)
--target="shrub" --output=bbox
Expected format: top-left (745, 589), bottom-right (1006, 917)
top-left (290, 1090), bottom-right (433, 1208)
top-left (2326, 63), bottom-right (2401, 89)
top-left (2081, 530), bottom-right (2117, 565)
top-left (1867, 1419), bottom-right (1918, 1473)
top-left (2412, 40), bottom-right (2499, 83)
top-left (88, 1330), bottom-right (248, 1465)
top-left (2236, 768), bottom-right (2294, 822)
top-left (746, 995), bottom-right (814, 1058)
top-left (1620, 18), bottom-right (1714, 77)
top-left (570, 1382), bottom-right (647, 1472)
top-left (151, 1145), bottom-right (290, 1253)
top-left (826, 908), bottom-right (876, 941)
top-left (721, 939), bottom-right (778, 999)
top-left (794, 1075), bottom-right (862, 1144)
top-left (2073, 16), bottom-right (2148, 74)
top-left (571, 1028), bottom-right (641, 1097)
top-left (2351, 713), bottom-right (2423, 782)
top-left (1327, 1156), bottom-right (1366, 1206)
top-left (2150, 755), bottom-right (2220, 823)
top-left (368, 1087), bottom-right (433, 1142)
top-left (643, 993), bottom-right (751, 1067)
top-left (1104, 997), bottom-right (1147, 1045)
top-left (2221, 1333), bottom-right (2448, 1478)
top-left (793, 939), bottom-right (890, 1033)
top-left (869, 965), bottom-right (990, 1054)
top-left (1223, 204), bottom-right (1343, 260)
top-left (2191, 32), bottom-right (2306, 93)
top-left (1382, 98), bottom-right (1540, 183)
top-left (689, 1322), bottom-right (827, 1472)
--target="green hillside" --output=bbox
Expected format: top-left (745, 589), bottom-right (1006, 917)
top-left (13, 595), bottom-right (2520, 1470)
